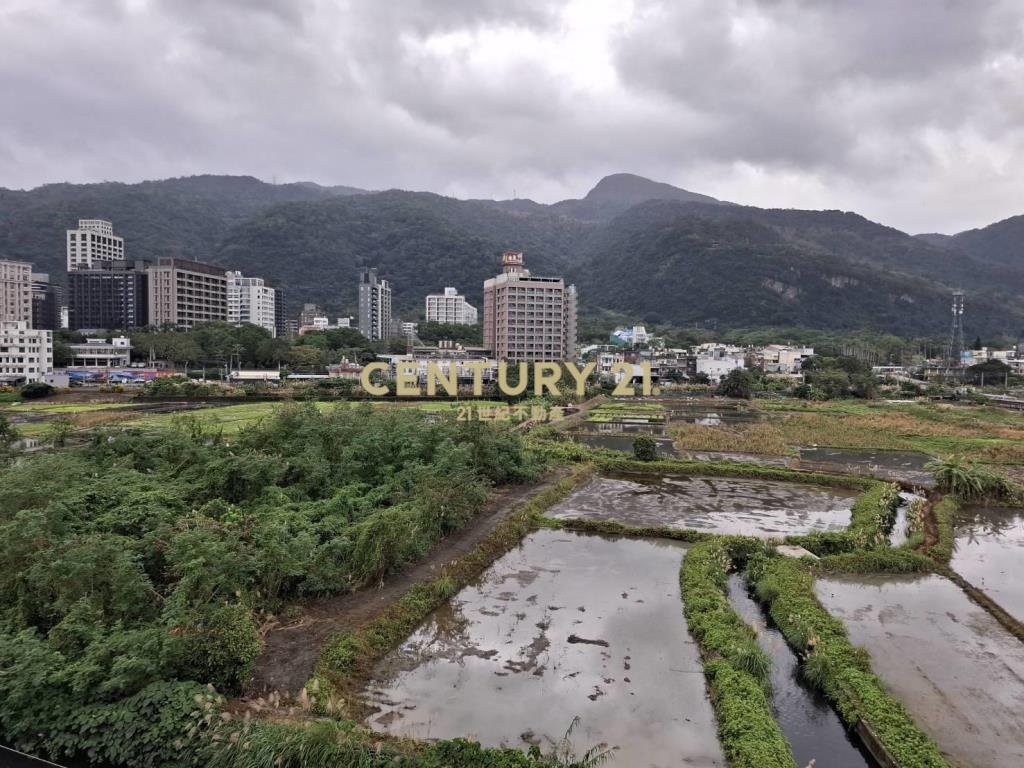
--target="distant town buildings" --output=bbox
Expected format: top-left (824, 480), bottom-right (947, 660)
top-left (0, 260), bottom-right (33, 324)
top-left (756, 345), bottom-right (815, 375)
top-left (226, 271), bottom-right (277, 336)
top-left (68, 259), bottom-right (149, 331)
top-left (425, 287), bottom-right (478, 325)
top-left (147, 258), bottom-right (228, 330)
top-left (0, 321), bottom-right (53, 383)
top-left (610, 326), bottom-right (649, 347)
top-left (30, 273), bottom-right (63, 331)
top-left (66, 219), bottom-right (124, 271)
top-left (482, 251), bottom-right (577, 362)
top-left (358, 268), bottom-right (392, 341)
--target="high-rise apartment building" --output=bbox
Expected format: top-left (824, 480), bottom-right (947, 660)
top-left (0, 260), bottom-right (33, 325)
top-left (31, 273), bottom-right (64, 331)
top-left (425, 287), bottom-right (478, 325)
top-left (66, 219), bottom-right (125, 271)
top-left (274, 288), bottom-right (289, 339)
top-left (68, 260), bottom-right (149, 331)
top-left (147, 258), bottom-right (228, 330)
top-left (0, 321), bottom-right (52, 383)
top-left (358, 268), bottom-right (392, 341)
top-left (226, 271), bottom-right (277, 337)
top-left (482, 251), bottom-right (577, 362)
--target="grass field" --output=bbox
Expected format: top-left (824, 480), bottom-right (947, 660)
top-left (670, 400), bottom-right (1024, 465)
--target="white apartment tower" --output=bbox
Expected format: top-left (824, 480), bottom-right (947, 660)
top-left (425, 287), bottom-right (478, 325)
top-left (0, 321), bottom-right (53, 383)
top-left (0, 260), bottom-right (33, 324)
top-left (67, 219), bottom-right (125, 271)
top-left (483, 251), bottom-right (577, 362)
top-left (226, 271), bottom-right (277, 337)
top-left (358, 268), bottom-right (392, 341)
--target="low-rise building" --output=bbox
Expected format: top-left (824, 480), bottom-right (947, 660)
top-left (757, 344), bottom-right (814, 374)
top-left (0, 321), bottom-right (53, 383)
top-left (696, 350), bottom-right (746, 383)
top-left (68, 336), bottom-right (132, 368)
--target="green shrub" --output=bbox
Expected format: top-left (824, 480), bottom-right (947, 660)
top-left (817, 549), bottom-right (934, 574)
top-left (20, 381), bottom-right (54, 399)
top-left (631, 434), bottom-right (658, 461)
top-left (926, 455), bottom-right (1016, 501)
top-left (173, 603), bottom-right (262, 691)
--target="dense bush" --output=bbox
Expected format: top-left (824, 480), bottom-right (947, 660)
top-left (787, 481), bottom-right (900, 555)
top-left (926, 455), bottom-right (1016, 501)
top-left (631, 434), bottom-right (658, 461)
top-left (19, 381), bottom-right (53, 399)
top-left (0, 404), bottom-right (542, 765)
top-left (746, 555), bottom-right (949, 768)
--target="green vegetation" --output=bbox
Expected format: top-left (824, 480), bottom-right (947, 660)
top-left (316, 466), bottom-right (592, 704)
top-left (925, 455), bottom-right (1017, 501)
top-left (586, 402), bottom-right (666, 423)
top-left (746, 555), bottom-right (950, 768)
top-left (680, 540), bottom-right (796, 768)
top-left (0, 404), bottom-right (541, 765)
top-left (632, 434), bottom-right (657, 461)
top-left (716, 368), bottom-right (753, 400)
top-left (816, 549), bottom-right (934, 574)
top-left (788, 481), bottom-right (901, 555)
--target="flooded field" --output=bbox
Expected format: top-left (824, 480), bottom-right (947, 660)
top-left (574, 421), bottom-right (668, 436)
top-left (363, 529), bottom-right (724, 766)
top-left (726, 576), bottom-right (875, 768)
top-left (661, 403), bottom-right (764, 426)
top-left (547, 474), bottom-right (858, 537)
top-left (797, 447), bottom-right (934, 486)
top-left (568, 432), bottom-right (679, 457)
top-left (951, 505), bottom-right (1024, 623)
top-left (818, 573), bottom-right (1024, 768)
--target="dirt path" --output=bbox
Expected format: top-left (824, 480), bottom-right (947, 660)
top-left (246, 469), bottom-right (569, 696)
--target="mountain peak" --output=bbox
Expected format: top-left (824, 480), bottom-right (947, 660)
top-left (584, 173), bottom-right (721, 206)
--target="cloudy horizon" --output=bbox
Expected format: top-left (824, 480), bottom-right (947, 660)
top-left (2, 0), bottom-right (1023, 234)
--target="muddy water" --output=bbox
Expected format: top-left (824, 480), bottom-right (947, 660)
top-left (575, 421), bottom-right (668, 435)
top-left (660, 402), bottom-right (764, 426)
top-left (817, 573), bottom-right (1024, 768)
top-left (952, 505), bottom-right (1024, 623)
top-left (726, 575), bottom-right (876, 768)
top-left (798, 447), bottom-right (934, 487)
top-left (363, 530), bottom-right (725, 767)
top-left (568, 432), bottom-right (679, 457)
top-left (675, 450), bottom-right (793, 468)
top-left (890, 491), bottom-right (925, 548)
top-left (547, 474), bottom-right (858, 537)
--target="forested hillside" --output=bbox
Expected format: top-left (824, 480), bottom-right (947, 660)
top-left (1, 173), bottom-right (1021, 335)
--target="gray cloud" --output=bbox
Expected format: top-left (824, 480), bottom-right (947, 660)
top-left (1, 0), bottom-right (1022, 233)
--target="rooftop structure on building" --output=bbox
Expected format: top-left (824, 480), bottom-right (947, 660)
top-left (67, 219), bottom-right (125, 271)
top-left (0, 260), bottom-right (33, 325)
top-left (358, 268), bottom-right (392, 341)
top-left (0, 321), bottom-right (53, 383)
top-left (147, 258), bottom-right (228, 330)
top-left (482, 251), bottom-right (577, 362)
top-left (425, 286), bottom-right (478, 325)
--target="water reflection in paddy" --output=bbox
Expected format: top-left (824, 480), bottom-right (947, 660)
top-left (547, 474), bottom-right (858, 537)
top-left (363, 530), bottom-right (724, 767)
top-left (818, 573), bottom-right (1024, 768)
top-left (952, 505), bottom-right (1024, 623)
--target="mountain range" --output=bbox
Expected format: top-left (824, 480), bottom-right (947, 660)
top-left (0, 172), bottom-right (1021, 338)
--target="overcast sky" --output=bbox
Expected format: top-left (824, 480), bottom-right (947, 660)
top-left (2, 0), bottom-right (1022, 234)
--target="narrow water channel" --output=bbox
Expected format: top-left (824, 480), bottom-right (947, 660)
top-left (726, 574), bottom-right (877, 768)
top-left (891, 491), bottom-right (925, 547)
